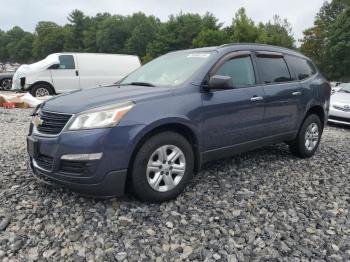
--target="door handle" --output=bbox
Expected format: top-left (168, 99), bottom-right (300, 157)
top-left (292, 91), bottom-right (302, 96)
top-left (75, 70), bottom-right (79, 76)
top-left (250, 96), bottom-right (264, 102)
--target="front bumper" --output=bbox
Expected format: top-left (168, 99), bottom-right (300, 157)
top-left (29, 159), bottom-right (127, 197)
top-left (27, 123), bottom-right (144, 197)
top-left (328, 107), bottom-right (350, 126)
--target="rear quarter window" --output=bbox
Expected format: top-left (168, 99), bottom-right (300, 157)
top-left (256, 56), bottom-right (291, 84)
top-left (285, 55), bottom-right (317, 80)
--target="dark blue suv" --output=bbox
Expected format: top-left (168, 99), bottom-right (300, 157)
top-left (27, 44), bottom-right (330, 202)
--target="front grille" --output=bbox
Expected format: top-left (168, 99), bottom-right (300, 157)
top-left (60, 160), bottom-right (90, 175)
top-left (37, 111), bottom-right (72, 135)
top-left (329, 115), bottom-right (350, 123)
top-left (35, 154), bottom-right (54, 171)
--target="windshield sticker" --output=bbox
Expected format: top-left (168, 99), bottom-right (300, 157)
top-left (187, 53), bottom-right (211, 58)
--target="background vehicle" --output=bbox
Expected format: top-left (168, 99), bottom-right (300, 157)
top-left (331, 82), bottom-right (348, 94)
top-left (12, 53), bottom-right (141, 97)
top-left (27, 44), bottom-right (330, 202)
top-left (331, 82), bottom-right (342, 87)
top-left (329, 83), bottom-right (350, 125)
top-left (0, 73), bottom-right (14, 90)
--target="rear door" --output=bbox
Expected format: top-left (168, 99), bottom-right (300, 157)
top-left (50, 54), bottom-right (80, 93)
top-left (254, 51), bottom-right (302, 135)
top-left (201, 51), bottom-right (266, 151)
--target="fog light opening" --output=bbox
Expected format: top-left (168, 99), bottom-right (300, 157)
top-left (61, 153), bottom-right (103, 161)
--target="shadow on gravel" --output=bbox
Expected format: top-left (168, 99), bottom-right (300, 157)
top-left (327, 122), bottom-right (350, 130)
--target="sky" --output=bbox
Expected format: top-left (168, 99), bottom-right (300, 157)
top-left (0, 0), bottom-right (327, 44)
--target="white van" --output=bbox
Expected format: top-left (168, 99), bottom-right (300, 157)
top-left (12, 53), bottom-right (141, 97)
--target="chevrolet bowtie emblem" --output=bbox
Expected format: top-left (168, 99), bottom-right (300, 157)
top-left (33, 115), bottom-right (44, 126)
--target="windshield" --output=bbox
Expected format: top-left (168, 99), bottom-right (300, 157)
top-left (119, 52), bottom-right (213, 87)
top-left (339, 83), bottom-right (350, 93)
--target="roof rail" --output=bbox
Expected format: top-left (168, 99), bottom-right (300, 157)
top-left (218, 42), bottom-right (304, 56)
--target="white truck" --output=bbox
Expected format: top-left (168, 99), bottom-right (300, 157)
top-left (12, 53), bottom-right (141, 97)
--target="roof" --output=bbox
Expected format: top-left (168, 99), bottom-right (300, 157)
top-left (171, 43), bottom-right (306, 59)
top-left (219, 43), bottom-right (305, 57)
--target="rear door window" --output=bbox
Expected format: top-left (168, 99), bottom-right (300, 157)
top-left (58, 55), bottom-right (75, 69)
top-left (256, 56), bottom-right (291, 84)
top-left (285, 55), bottom-right (316, 80)
top-left (215, 56), bottom-right (256, 88)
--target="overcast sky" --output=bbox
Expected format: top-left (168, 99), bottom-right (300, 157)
top-left (1, 0), bottom-right (326, 44)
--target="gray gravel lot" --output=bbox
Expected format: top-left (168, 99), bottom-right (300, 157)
top-left (0, 105), bottom-right (350, 261)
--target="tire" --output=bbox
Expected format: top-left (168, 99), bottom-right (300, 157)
top-left (130, 131), bottom-right (194, 202)
top-left (289, 114), bottom-right (322, 158)
top-left (0, 78), bottom-right (12, 90)
top-left (30, 84), bottom-right (55, 97)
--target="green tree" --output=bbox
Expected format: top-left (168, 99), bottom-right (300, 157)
top-left (96, 15), bottom-right (130, 53)
top-left (125, 13), bottom-right (160, 58)
top-left (32, 22), bottom-right (65, 59)
top-left (11, 33), bottom-right (34, 62)
top-left (146, 12), bottom-right (223, 60)
top-left (300, 0), bottom-right (349, 79)
top-left (257, 16), bottom-right (295, 48)
top-left (230, 8), bottom-right (259, 42)
top-left (192, 29), bottom-right (230, 47)
top-left (82, 13), bottom-right (111, 52)
top-left (327, 7), bottom-right (350, 79)
top-left (64, 10), bottom-right (88, 51)
top-left (0, 29), bottom-right (7, 61)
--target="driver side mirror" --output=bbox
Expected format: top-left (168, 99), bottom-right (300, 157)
top-left (207, 75), bottom-right (234, 90)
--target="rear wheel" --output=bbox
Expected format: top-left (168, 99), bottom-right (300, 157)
top-left (0, 78), bottom-right (12, 90)
top-left (130, 131), bottom-right (194, 202)
top-left (289, 114), bottom-right (322, 158)
top-left (30, 84), bottom-right (55, 97)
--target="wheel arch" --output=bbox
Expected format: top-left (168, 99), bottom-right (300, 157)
top-left (30, 81), bottom-right (56, 94)
top-left (304, 105), bottom-right (326, 129)
top-left (128, 120), bottom-right (202, 175)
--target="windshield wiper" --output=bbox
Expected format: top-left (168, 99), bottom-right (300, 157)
top-left (112, 82), bottom-right (155, 87)
top-left (128, 82), bottom-right (155, 87)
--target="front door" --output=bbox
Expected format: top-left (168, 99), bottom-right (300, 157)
top-left (201, 52), bottom-right (265, 151)
top-left (50, 54), bottom-right (80, 93)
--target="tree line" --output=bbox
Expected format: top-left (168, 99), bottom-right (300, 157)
top-left (300, 0), bottom-right (350, 81)
top-left (0, 2), bottom-right (349, 80)
top-left (0, 8), bottom-right (294, 64)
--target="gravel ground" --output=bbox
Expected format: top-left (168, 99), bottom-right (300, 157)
top-left (0, 104), bottom-right (350, 261)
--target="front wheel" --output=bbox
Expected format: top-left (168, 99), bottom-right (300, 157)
top-left (130, 131), bottom-right (194, 202)
top-left (30, 84), bottom-right (55, 97)
top-left (289, 114), bottom-right (322, 158)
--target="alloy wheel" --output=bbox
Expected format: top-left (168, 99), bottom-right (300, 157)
top-left (304, 123), bottom-right (319, 151)
top-left (146, 145), bottom-right (186, 192)
top-left (35, 87), bottom-right (50, 97)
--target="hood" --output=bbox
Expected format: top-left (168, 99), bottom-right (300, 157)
top-left (42, 85), bottom-right (173, 113)
top-left (330, 92), bottom-right (350, 105)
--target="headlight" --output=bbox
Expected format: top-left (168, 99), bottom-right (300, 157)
top-left (68, 102), bottom-right (134, 130)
